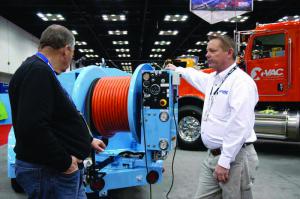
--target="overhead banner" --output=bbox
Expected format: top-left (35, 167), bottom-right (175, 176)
top-left (190, 0), bottom-right (253, 24)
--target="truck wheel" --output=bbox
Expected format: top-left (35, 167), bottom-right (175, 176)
top-left (11, 178), bottom-right (24, 193)
top-left (178, 105), bottom-right (206, 150)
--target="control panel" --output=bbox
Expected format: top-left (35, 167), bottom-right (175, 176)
top-left (142, 71), bottom-right (170, 109)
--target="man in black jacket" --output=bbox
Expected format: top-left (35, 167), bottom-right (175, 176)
top-left (9, 24), bottom-right (106, 199)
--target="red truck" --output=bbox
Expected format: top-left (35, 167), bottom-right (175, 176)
top-left (177, 20), bottom-right (300, 150)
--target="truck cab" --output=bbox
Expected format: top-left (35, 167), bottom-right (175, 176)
top-left (242, 20), bottom-right (300, 141)
top-left (177, 20), bottom-right (300, 150)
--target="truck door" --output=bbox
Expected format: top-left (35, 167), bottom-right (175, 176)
top-left (246, 32), bottom-right (288, 96)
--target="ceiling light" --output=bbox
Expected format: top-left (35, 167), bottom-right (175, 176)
top-left (79, 49), bottom-right (94, 53)
top-left (102, 15), bottom-right (108, 20)
top-left (154, 41), bottom-right (171, 45)
top-left (115, 48), bottom-right (130, 52)
top-left (76, 41), bottom-right (87, 46)
top-left (108, 30), bottom-right (128, 35)
top-left (165, 15), bottom-right (171, 21)
top-left (207, 31), bottom-right (227, 36)
top-left (187, 49), bottom-right (202, 52)
top-left (113, 41), bottom-right (129, 45)
top-left (85, 54), bottom-right (99, 58)
top-left (102, 14), bottom-right (126, 21)
top-left (37, 13), bottom-right (44, 18)
top-left (277, 15), bottom-right (300, 22)
top-left (118, 54), bottom-right (131, 57)
top-left (224, 16), bottom-right (249, 23)
top-left (71, 30), bottom-right (78, 35)
top-left (195, 41), bottom-right (208, 46)
top-left (159, 30), bottom-right (179, 36)
top-left (151, 48), bottom-right (166, 52)
top-left (164, 14), bottom-right (188, 22)
top-left (149, 54), bottom-right (162, 58)
top-left (180, 54), bottom-right (194, 57)
top-left (36, 12), bottom-right (65, 21)
top-left (120, 15), bottom-right (126, 21)
top-left (121, 62), bottom-right (132, 65)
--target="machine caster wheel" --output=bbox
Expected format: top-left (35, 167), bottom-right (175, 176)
top-left (11, 178), bottom-right (24, 193)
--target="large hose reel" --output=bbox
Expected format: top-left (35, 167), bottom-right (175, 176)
top-left (70, 63), bottom-right (154, 142)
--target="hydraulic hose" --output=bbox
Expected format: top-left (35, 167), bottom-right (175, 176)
top-left (91, 76), bottom-right (131, 137)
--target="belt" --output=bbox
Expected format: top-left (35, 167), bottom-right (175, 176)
top-left (243, 142), bottom-right (254, 147)
top-left (210, 148), bottom-right (221, 156)
top-left (210, 142), bottom-right (254, 156)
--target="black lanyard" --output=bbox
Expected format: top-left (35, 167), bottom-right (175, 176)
top-left (209, 66), bottom-right (237, 96)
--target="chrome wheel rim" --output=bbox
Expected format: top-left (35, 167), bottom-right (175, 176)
top-left (178, 115), bottom-right (201, 142)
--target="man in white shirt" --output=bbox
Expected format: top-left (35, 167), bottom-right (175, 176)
top-left (166, 35), bottom-right (259, 199)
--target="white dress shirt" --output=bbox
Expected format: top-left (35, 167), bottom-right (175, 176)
top-left (176, 63), bottom-right (258, 169)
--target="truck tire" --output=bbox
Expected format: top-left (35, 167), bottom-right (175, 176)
top-left (178, 105), bottom-right (206, 150)
top-left (11, 178), bottom-right (24, 193)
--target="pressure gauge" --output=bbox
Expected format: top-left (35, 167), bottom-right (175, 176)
top-left (159, 111), bottom-right (169, 122)
top-left (142, 72), bottom-right (150, 81)
top-left (159, 139), bottom-right (169, 150)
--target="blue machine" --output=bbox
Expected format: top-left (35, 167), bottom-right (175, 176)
top-left (7, 64), bottom-right (179, 197)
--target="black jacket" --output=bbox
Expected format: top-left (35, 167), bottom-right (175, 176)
top-left (9, 55), bottom-right (92, 172)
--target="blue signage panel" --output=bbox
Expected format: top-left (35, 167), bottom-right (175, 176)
top-left (0, 83), bottom-right (9, 93)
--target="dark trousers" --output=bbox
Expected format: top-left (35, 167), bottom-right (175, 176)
top-left (15, 159), bottom-right (86, 199)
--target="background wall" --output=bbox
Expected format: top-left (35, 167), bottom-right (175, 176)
top-left (0, 16), bottom-right (38, 74)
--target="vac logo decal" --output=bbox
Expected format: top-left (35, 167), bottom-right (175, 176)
top-left (250, 67), bottom-right (284, 80)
